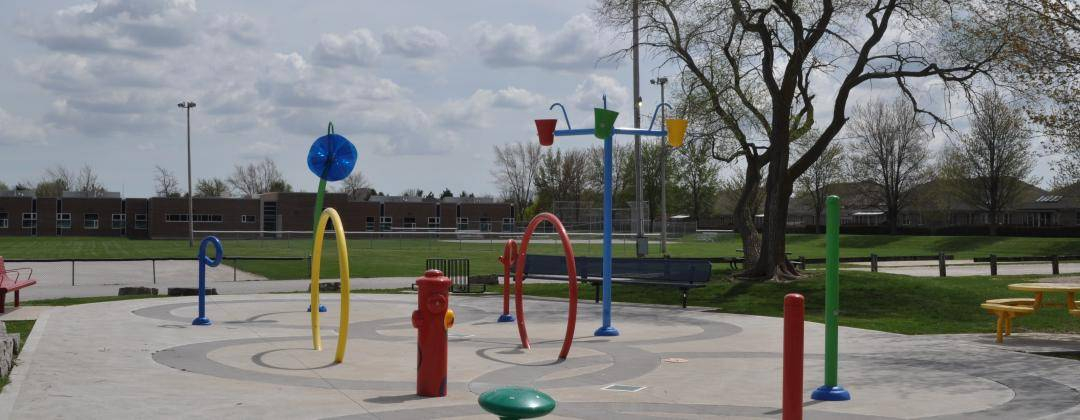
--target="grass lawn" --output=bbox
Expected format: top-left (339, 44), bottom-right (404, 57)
top-left (2, 233), bottom-right (1080, 280)
top-left (498, 270), bottom-right (1080, 335)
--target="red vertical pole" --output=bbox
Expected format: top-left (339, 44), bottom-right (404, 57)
top-left (783, 293), bottom-right (805, 420)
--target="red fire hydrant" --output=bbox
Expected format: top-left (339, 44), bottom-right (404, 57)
top-left (412, 269), bottom-right (455, 397)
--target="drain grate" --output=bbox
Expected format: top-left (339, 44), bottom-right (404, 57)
top-left (602, 384), bottom-right (647, 392)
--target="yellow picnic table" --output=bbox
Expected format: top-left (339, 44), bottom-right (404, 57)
top-left (1007, 283), bottom-right (1080, 311)
top-left (980, 283), bottom-right (1080, 342)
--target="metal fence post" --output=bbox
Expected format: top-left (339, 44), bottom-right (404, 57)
top-left (1052, 255), bottom-right (1060, 275)
top-left (938, 252), bottom-right (946, 277)
top-left (990, 254), bottom-right (997, 276)
top-left (870, 253), bottom-right (878, 273)
top-left (152, 259), bottom-right (157, 284)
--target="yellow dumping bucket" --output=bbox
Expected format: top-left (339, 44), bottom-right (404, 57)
top-left (666, 119), bottom-right (688, 147)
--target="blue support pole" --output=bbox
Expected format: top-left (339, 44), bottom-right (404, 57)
top-left (595, 97), bottom-right (619, 337)
top-left (193, 236), bottom-right (223, 326)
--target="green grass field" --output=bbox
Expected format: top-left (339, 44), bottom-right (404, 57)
top-left (500, 270), bottom-right (1079, 335)
top-left (1, 233), bottom-right (1078, 337)
top-left (2, 233), bottom-right (1079, 280)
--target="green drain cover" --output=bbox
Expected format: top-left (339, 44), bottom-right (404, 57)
top-left (478, 386), bottom-right (556, 419)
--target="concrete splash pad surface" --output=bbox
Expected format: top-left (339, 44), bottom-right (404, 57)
top-left (3, 294), bottom-right (1080, 419)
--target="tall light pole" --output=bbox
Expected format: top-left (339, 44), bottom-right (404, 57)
top-left (177, 101), bottom-right (196, 248)
top-left (651, 76), bottom-right (669, 256)
top-left (632, 0), bottom-right (646, 257)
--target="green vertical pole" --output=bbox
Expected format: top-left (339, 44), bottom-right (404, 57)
top-left (812, 195), bottom-right (850, 401)
top-left (308, 122), bottom-right (333, 314)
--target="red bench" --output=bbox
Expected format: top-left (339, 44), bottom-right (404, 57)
top-left (0, 257), bottom-right (37, 313)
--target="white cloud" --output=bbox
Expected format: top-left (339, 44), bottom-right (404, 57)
top-left (21, 0), bottom-right (199, 57)
top-left (570, 75), bottom-right (629, 113)
top-left (0, 108), bottom-right (47, 145)
top-left (310, 29), bottom-right (381, 68)
top-left (208, 14), bottom-right (265, 46)
top-left (471, 14), bottom-right (611, 71)
top-left (383, 26), bottom-right (449, 58)
top-left (436, 87), bottom-right (545, 128)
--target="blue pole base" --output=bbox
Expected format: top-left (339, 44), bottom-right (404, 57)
top-left (192, 317), bottom-right (212, 326)
top-left (307, 305), bottom-right (328, 313)
top-left (497, 314), bottom-right (515, 323)
top-left (594, 325), bottom-right (620, 336)
top-left (811, 385), bottom-right (851, 401)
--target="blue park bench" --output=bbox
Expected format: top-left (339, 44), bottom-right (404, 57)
top-left (520, 254), bottom-right (712, 308)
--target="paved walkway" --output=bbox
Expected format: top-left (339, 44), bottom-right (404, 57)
top-left (3, 260), bottom-right (424, 300)
top-left (847, 259), bottom-right (1080, 277)
top-left (2, 294), bottom-right (1079, 419)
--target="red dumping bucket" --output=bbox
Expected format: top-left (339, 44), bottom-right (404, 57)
top-left (535, 119), bottom-right (557, 146)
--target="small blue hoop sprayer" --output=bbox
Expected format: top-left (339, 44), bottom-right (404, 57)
top-left (193, 236), bottom-right (223, 326)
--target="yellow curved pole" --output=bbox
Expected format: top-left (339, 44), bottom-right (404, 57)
top-left (310, 207), bottom-right (351, 363)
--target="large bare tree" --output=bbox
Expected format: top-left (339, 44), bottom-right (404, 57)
top-left (491, 142), bottom-right (543, 220)
top-left (598, 0), bottom-right (1004, 280)
top-left (943, 92), bottom-right (1037, 235)
top-left (338, 172), bottom-right (373, 200)
top-left (227, 158), bottom-right (290, 198)
top-left (154, 166), bottom-right (181, 198)
top-left (795, 140), bottom-right (844, 233)
top-left (534, 149), bottom-right (593, 212)
top-left (71, 165), bottom-right (106, 197)
top-left (847, 99), bottom-right (931, 233)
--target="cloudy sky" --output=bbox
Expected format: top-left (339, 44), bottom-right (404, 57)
top-left (0, 0), bottom-right (1056, 197)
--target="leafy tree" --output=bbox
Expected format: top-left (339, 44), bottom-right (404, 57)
top-left (439, 188), bottom-right (453, 199)
top-left (195, 178), bottom-right (230, 197)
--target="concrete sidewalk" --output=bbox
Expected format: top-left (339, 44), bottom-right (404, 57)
top-left (847, 259), bottom-right (1080, 277)
top-left (3, 293), bottom-right (1079, 419)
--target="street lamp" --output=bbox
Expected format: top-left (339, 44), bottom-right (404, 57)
top-left (177, 101), bottom-right (196, 248)
top-left (650, 76), bottom-right (669, 256)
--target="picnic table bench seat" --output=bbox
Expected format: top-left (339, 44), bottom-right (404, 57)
top-left (0, 256), bottom-right (37, 313)
top-left (980, 299), bottom-right (1037, 343)
top-left (520, 254), bottom-right (711, 308)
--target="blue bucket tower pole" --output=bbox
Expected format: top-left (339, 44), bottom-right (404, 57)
top-left (595, 96), bottom-right (619, 336)
top-left (193, 236), bottom-right (223, 326)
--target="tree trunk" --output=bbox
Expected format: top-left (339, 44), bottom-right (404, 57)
top-left (887, 206), bottom-right (899, 235)
top-left (743, 142), bottom-right (799, 282)
top-left (733, 162), bottom-right (762, 269)
top-left (988, 210), bottom-right (999, 236)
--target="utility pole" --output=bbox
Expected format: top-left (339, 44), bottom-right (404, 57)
top-left (651, 76), bottom-right (669, 256)
top-left (177, 101), bottom-right (196, 247)
top-left (632, 0), bottom-right (646, 257)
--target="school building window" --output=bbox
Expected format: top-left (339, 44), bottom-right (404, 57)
top-left (134, 214), bottom-right (147, 230)
top-left (379, 216), bottom-right (392, 231)
top-left (502, 218), bottom-right (515, 231)
top-left (241, 215), bottom-right (256, 224)
top-left (165, 214), bottom-right (223, 223)
top-left (427, 217), bottom-right (440, 228)
top-left (56, 213), bottom-right (72, 229)
top-left (403, 217), bottom-right (416, 228)
top-left (457, 217), bottom-right (468, 230)
top-left (365, 216), bottom-right (376, 231)
top-left (84, 214), bottom-right (99, 229)
top-left (479, 217), bottom-right (491, 232)
top-left (112, 213), bottom-right (126, 229)
top-left (22, 213), bottom-right (36, 229)
top-left (0, 212), bottom-right (7, 229)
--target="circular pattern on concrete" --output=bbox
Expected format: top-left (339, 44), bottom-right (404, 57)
top-left (143, 296), bottom-right (1080, 419)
